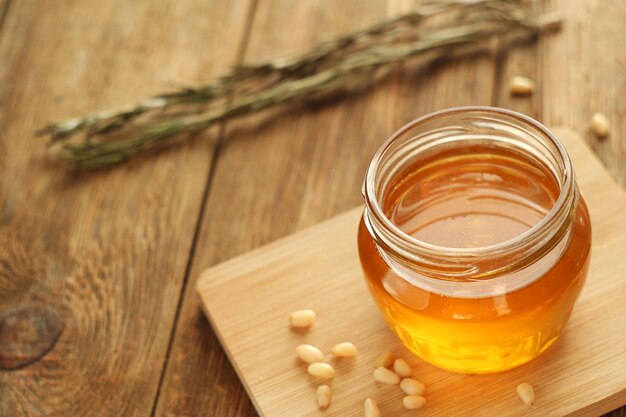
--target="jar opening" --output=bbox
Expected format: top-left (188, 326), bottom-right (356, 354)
top-left (363, 107), bottom-right (577, 283)
top-left (381, 143), bottom-right (561, 249)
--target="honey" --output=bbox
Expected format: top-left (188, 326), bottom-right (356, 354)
top-left (359, 108), bottom-right (592, 373)
top-left (385, 146), bottom-right (559, 248)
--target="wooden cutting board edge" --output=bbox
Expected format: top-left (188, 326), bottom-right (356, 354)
top-left (196, 209), bottom-right (363, 416)
top-left (198, 293), bottom-right (264, 414)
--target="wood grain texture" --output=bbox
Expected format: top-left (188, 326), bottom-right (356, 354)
top-left (540, 0), bottom-right (626, 186)
top-left (497, 0), bottom-right (626, 189)
top-left (197, 130), bottom-right (626, 417)
top-left (0, 305), bottom-right (63, 370)
top-left (0, 0), bottom-right (249, 415)
top-left (0, 0), bottom-right (623, 416)
top-left (0, 0), bottom-right (10, 32)
top-left (155, 1), bottom-right (497, 416)
top-left (495, 3), bottom-right (626, 415)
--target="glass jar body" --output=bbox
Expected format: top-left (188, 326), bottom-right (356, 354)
top-left (358, 107), bottom-right (592, 373)
top-left (358, 197), bottom-right (590, 373)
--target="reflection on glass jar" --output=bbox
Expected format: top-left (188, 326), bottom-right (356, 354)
top-left (358, 107), bottom-right (591, 373)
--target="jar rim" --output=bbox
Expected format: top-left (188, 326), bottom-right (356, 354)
top-left (363, 106), bottom-right (576, 276)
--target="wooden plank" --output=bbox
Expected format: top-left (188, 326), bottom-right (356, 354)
top-left (496, 2), bottom-right (626, 414)
top-left (497, 0), bottom-right (626, 190)
top-left (155, 1), bottom-right (497, 416)
top-left (0, 0), bottom-right (250, 416)
top-left (197, 129), bottom-right (626, 417)
top-left (494, 44), bottom-right (540, 119)
top-left (540, 0), bottom-right (626, 186)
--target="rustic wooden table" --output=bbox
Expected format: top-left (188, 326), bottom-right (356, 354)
top-left (0, 1), bottom-right (624, 416)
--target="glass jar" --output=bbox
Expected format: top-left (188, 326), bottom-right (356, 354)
top-left (358, 107), bottom-right (591, 373)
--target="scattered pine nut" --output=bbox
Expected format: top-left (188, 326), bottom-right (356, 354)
top-left (331, 342), bottom-right (357, 357)
top-left (402, 395), bottom-right (427, 410)
top-left (307, 362), bottom-right (335, 379)
top-left (393, 358), bottom-right (411, 377)
top-left (375, 350), bottom-right (394, 368)
top-left (509, 76), bottom-right (534, 95)
top-left (373, 366), bottom-right (400, 384)
top-left (316, 385), bottom-right (332, 409)
top-left (591, 112), bottom-right (610, 138)
top-left (364, 398), bottom-right (380, 417)
top-left (296, 344), bottom-right (324, 364)
top-left (400, 378), bottom-right (425, 396)
top-left (517, 382), bottom-right (535, 405)
top-left (290, 309), bottom-right (316, 329)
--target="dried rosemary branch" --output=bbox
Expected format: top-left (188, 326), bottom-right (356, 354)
top-left (40, 1), bottom-right (561, 168)
top-left (40, 0), bottom-right (478, 143)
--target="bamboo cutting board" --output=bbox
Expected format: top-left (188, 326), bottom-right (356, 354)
top-left (197, 128), bottom-right (626, 417)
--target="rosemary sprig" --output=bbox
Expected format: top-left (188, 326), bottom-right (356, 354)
top-left (40, 1), bottom-right (561, 168)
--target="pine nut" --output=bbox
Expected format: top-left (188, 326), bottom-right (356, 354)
top-left (364, 398), bottom-right (380, 417)
top-left (375, 350), bottom-right (394, 368)
top-left (296, 344), bottom-right (324, 364)
top-left (591, 112), bottom-right (610, 138)
top-left (517, 382), bottom-right (535, 405)
top-left (373, 366), bottom-right (400, 384)
top-left (509, 76), bottom-right (534, 95)
top-left (316, 385), bottom-right (332, 409)
top-left (331, 342), bottom-right (357, 357)
top-left (393, 358), bottom-right (411, 377)
top-left (400, 378), bottom-right (425, 396)
top-left (290, 309), bottom-right (316, 329)
top-left (402, 395), bottom-right (426, 410)
top-left (307, 362), bottom-right (334, 379)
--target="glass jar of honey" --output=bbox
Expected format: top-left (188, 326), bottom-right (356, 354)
top-left (358, 107), bottom-right (591, 373)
